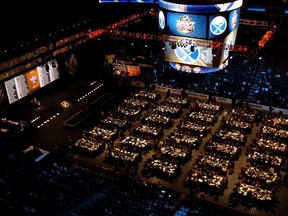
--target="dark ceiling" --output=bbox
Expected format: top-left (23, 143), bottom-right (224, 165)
top-left (0, 1), bottom-right (286, 63)
top-left (0, 2), bottom-right (154, 62)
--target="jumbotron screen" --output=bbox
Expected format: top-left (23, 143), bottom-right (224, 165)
top-left (159, 8), bottom-right (240, 40)
top-left (4, 60), bottom-right (60, 104)
top-left (159, 0), bottom-right (242, 72)
top-left (162, 35), bottom-right (235, 68)
top-left (158, 0), bottom-right (243, 13)
top-left (114, 63), bottom-right (141, 77)
top-left (162, 35), bottom-right (214, 68)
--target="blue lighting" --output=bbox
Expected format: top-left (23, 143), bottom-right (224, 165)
top-left (247, 7), bottom-right (266, 12)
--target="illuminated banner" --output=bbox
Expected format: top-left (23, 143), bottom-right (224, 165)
top-left (127, 65), bottom-right (141, 76)
top-left (158, 10), bottom-right (166, 30)
top-left (160, 8), bottom-right (240, 40)
top-left (25, 68), bottom-right (41, 93)
top-left (163, 36), bottom-right (213, 67)
top-left (158, 0), bottom-right (243, 13)
top-left (166, 12), bottom-right (207, 38)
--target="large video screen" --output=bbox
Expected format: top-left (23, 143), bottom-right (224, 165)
top-left (220, 27), bottom-right (238, 63)
top-left (162, 35), bottom-right (213, 68)
top-left (208, 8), bottom-right (240, 39)
top-left (166, 12), bottom-right (207, 39)
top-left (228, 9), bottom-right (240, 33)
top-left (114, 62), bottom-right (141, 77)
top-left (4, 60), bottom-right (60, 104)
top-left (159, 8), bottom-right (240, 40)
top-left (158, 0), bottom-right (243, 13)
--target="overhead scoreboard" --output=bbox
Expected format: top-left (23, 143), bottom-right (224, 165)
top-left (158, 0), bottom-right (243, 73)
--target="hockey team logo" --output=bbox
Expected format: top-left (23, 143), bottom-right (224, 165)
top-left (158, 10), bottom-right (165, 30)
top-left (174, 40), bottom-right (199, 64)
top-left (176, 15), bottom-right (195, 34)
top-left (210, 16), bottom-right (227, 36)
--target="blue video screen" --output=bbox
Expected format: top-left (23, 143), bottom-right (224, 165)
top-left (159, 0), bottom-right (243, 13)
top-left (208, 13), bottom-right (229, 39)
top-left (208, 9), bottom-right (240, 39)
top-left (220, 28), bottom-right (238, 63)
top-left (166, 12), bottom-right (207, 39)
top-left (158, 9), bottom-right (166, 30)
top-left (228, 9), bottom-right (240, 33)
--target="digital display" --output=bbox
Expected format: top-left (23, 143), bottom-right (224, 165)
top-left (169, 61), bottom-right (229, 73)
top-left (208, 9), bottom-right (239, 39)
top-left (127, 65), bottom-right (141, 76)
top-left (4, 60), bottom-right (60, 104)
top-left (166, 12), bottom-right (207, 38)
top-left (114, 63), bottom-right (141, 76)
top-left (25, 68), bottom-right (41, 93)
top-left (228, 9), bottom-right (240, 33)
top-left (162, 36), bottom-right (213, 67)
top-left (158, 10), bottom-right (166, 30)
top-left (158, 0), bottom-right (243, 13)
top-left (220, 27), bottom-right (238, 63)
top-left (208, 14), bottom-right (228, 39)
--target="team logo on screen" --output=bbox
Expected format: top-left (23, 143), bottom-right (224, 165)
top-left (29, 74), bottom-right (38, 84)
top-left (174, 40), bottom-right (199, 64)
top-left (210, 16), bottom-right (227, 35)
top-left (158, 11), bottom-right (165, 30)
top-left (176, 15), bottom-right (195, 34)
